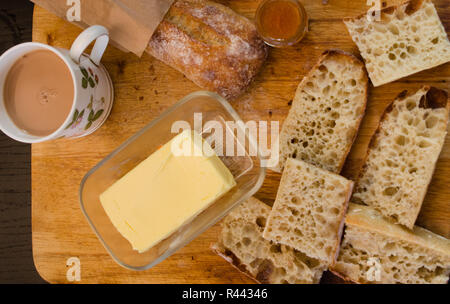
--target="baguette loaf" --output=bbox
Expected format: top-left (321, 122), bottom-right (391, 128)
top-left (344, 0), bottom-right (450, 87)
top-left (263, 158), bottom-right (353, 265)
top-left (275, 50), bottom-right (368, 173)
top-left (332, 203), bottom-right (450, 284)
top-left (147, 0), bottom-right (268, 100)
top-left (213, 197), bottom-right (326, 284)
top-left (353, 86), bottom-right (449, 228)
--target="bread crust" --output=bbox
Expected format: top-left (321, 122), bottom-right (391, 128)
top-left (331, 203), bottom-right (450, 284)
top-left (147, 0), bottom-right (268, 100)
top-left (211, 243), bottom-right (262, 284)
top-left (345, 204), bottom-right (450, 257)
top-left (329, 268), bottom-right (360, 284)
top-left (332, 181), bottom-right (353, 264)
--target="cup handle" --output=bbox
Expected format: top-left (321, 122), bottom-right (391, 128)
top-left (70, 25), bottom-right (109, 66)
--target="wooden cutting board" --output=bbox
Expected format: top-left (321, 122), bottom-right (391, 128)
top-left (32, 0), bottom-right (450, 283)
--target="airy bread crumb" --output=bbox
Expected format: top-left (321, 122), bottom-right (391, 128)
top-left (263, 158), bottom-right (353, 265)
top-left (344, 0), bottom-right (450, 86)
top-left (275, 50), bottom-right (368, 173)
top-left (213, 197), bottom-right (326, 284)
top-left (353, 86), bottom-right (449, 228)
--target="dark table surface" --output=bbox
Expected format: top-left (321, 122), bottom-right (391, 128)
top-left (0, 0), bottom-right (45, 284)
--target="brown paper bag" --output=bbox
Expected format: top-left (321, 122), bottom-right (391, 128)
top-left (31, 0), bottom-right (174, 56)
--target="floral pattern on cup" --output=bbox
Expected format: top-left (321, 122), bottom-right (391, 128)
top-left (85, 95), bottom-right (105, 130)
top-left (62, 57), bottom-right (112, 138)
top-left (65, 108), bottom-right (85, 130)
top-left (80, 67), bottom-right (99, 89)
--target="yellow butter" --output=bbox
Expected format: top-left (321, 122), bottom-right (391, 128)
top-left (100, 130), bottom-right (236, 253)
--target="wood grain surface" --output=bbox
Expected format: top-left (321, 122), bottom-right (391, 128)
top-left (32, 0), bottom-right (450, 283)
top-left (0, 0), bottom-right (45, 284)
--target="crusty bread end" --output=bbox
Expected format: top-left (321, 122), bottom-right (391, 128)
top-left (332, 203), bottom-right (450, 284)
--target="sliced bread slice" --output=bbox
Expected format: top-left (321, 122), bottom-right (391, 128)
top-left (353, 86), bottom-right (449, 228)
top-left (263, 158), bottom-right (353, 265)
top-left (332, 203), bottom-right (450, 284)
top-left (275, 50), bottom-right (368, 173)
top-left (212, 197), bottom-right (326, 284)
top-left (344, 0), bottom-right (450, 87)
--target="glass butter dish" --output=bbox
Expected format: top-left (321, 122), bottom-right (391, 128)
top-left (79, 91), bottom-right (266, 270)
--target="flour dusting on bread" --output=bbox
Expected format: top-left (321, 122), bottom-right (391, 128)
top-left (148, 0), bottom-right (268, 99)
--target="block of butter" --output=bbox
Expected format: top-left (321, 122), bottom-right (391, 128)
top-left (100, 130), bottom-right (236, 253)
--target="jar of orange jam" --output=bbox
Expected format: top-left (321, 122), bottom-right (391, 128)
top-left (255, 0), bottom-right (308, 47)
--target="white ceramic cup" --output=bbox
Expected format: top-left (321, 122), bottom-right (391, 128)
top-left (0, 25), bottom-right (114, 143)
